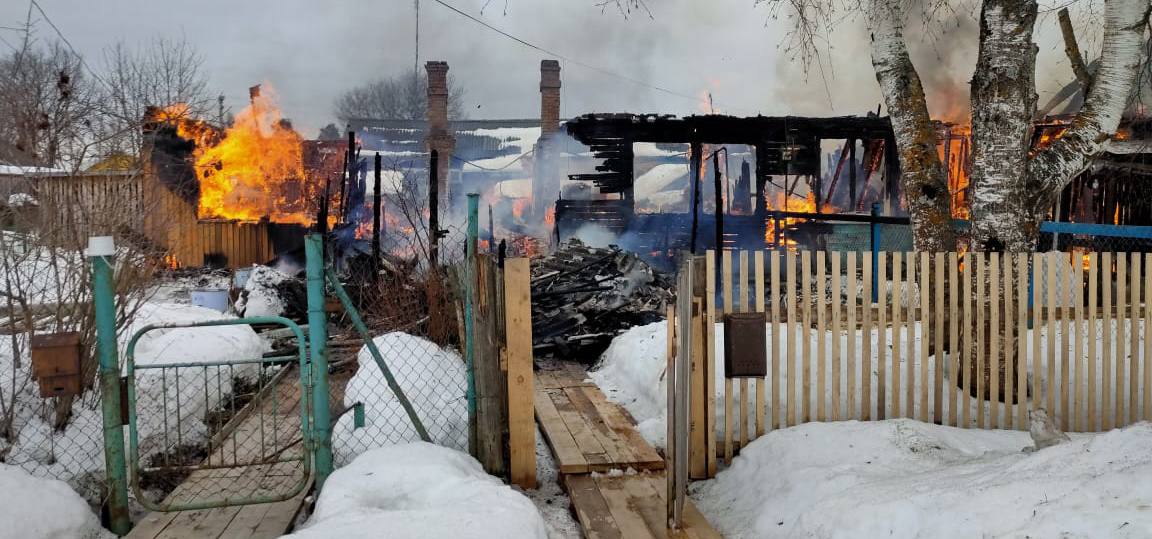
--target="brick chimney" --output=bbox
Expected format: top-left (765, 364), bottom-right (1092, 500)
top-left (539, 60), bottom-right (561, 140)
top-left (424, 61), bottom-right (455, 209)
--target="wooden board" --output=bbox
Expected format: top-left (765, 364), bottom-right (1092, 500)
top-left (564, 471), bottom-right (723, 539)
top-left (534, 370), bottom-right (664, 473)
top-left (505, 258), bottom-right (536, 488)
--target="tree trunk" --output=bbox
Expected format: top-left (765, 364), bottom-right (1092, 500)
top-left (867, 0), bottom-right (957, 253)
top-left (969, 0), bottom-right (1041, 254)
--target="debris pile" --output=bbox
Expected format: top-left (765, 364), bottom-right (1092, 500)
top-left (531, 239), bottom-right (673, 362)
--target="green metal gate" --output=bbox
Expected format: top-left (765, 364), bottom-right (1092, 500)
top-left (123, 317), bottom-right (312, 512)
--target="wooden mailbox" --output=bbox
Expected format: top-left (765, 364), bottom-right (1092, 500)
top-left (30, 331), bottom-right (83, 398)
top-left (723, 312), bottom-right (767, 378)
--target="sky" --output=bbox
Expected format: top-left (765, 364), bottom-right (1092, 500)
top-left (0, 0), bottom-right (1086, 137)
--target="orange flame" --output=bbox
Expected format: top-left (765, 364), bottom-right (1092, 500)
top-left (188, 88), bottom-right (315, 225)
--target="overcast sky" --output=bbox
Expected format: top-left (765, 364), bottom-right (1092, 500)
top-left (1, 0), bottom-right (1083, 137)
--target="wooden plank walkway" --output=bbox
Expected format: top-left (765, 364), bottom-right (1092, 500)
top-left (535, 366), bottom-right (723, 539)
top-left (126, 371), bottom-right (311, 539)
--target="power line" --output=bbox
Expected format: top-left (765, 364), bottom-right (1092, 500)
top-left (426, 0), bottom-right (705, 105)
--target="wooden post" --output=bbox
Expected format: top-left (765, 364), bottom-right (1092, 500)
top-left (714, 152), bottom-right (724, 253)
top-left (373, 153), bottom-right (382, 270)
top-left (689, 143), bottom-right (702, 254)
top-left (474, 255), bottom-right (506, 475)
top-left (505, 258), bottom-right (535, 488)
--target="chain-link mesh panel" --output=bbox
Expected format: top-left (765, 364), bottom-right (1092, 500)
top-left (328, 215), bottom-right (471, 468)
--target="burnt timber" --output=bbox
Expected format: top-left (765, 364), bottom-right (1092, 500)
top-left (557, 113), bottom-right (900, 256)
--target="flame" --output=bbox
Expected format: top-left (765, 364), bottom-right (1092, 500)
top-left (763, 191), bottom-right (822, 248)
top-left (189, 88), bottom-right (316, 225)
top-left (544, 206), bottom-right (555, 227)
top-left (935, 122), bottom-right (972, 219)
top-left (1116, 126), bottom-right (1132, 140)
top-left (512, 199), bottom-right (530, 219)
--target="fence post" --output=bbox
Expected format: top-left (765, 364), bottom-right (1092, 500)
top-left (91, 236), bottom-right (131, 536)
top-left (871, 203), bottom-right (880, 302)
top-left (304, 234), bottom-right (333, 489)
top-left (465, 193), bottom-right (479, 457)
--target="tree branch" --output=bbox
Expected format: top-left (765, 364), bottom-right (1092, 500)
top-left (1058, 8), bottom-right (1093, 93)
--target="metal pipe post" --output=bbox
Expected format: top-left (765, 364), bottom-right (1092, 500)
top-left (464, 193), bottom-right (479, 456)
top-left (373, 153), bottom-right (382, 271)
top-left (91, 237), bottom-right (131, 535)
top-left (304, 234), bottom-right (333, 488)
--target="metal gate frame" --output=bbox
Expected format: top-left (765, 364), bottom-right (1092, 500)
top-left (123, 316), bottom-right (312, 512)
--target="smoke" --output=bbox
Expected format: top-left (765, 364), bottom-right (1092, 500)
top-left (768, 0), bottom-right (1085, 122)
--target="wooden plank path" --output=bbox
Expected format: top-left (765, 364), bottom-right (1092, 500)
top-left (126, 371), bottom-right (310, 539)
top-left (535, 366), bottom-right (723, 539)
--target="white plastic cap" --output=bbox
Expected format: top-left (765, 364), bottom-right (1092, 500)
top-left (86, 236), bottom-right (115, 256)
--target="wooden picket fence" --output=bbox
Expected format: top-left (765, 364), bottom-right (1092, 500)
top-left (683, 249), bottom-right (1152, 478)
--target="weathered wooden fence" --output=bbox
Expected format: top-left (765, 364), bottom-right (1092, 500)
top-left (684, 249), bottom-right (1152, 477)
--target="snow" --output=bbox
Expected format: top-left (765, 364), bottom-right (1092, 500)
top-left (282, 442), bottom-right (548, 539)
top-left (332, 332), bottom-right (468, 466)
top-left (692, 419), bottom-right (1152, 539)
top-left (6, 192), bottom-right (37, 206)
top-left (524, 427), bottom-right (582, 539)
top-left (237, 265), bottom-right (291, 317)
top-left (634, 163), bottom-right (687, 200)
top-left (493, 178), bottom-right (533, 199)
top-left (0, 464), bottom-right (112, 539)
top-left (0, 165), bottom-right (67, 175)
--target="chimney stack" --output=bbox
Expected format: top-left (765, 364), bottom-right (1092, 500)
top-left (540, 60), bottom-right (561, 140)
top-left (424, 61), bottom-right (455, 212)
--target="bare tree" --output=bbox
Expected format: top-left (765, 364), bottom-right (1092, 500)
top-left (334, 71), bottom-right (467, 124)
top-left (0, 42), bottom-right (96, 169)
top-left (98, 35), bottom-right (213, 161)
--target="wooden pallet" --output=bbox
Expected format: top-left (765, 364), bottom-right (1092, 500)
top-left (534, 370), bottom-right (664, 474)
top-left (126, 374), bottom-right (311, 539)
top-left (566, 472), bottom-right (722, 539)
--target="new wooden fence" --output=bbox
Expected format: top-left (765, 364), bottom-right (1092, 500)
top-left (684, 250), bottom-right (1152, 478)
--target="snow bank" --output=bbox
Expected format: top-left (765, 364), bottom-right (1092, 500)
top-left (692, 420), bottom-right (1152, 539)
top-left (284, 442), bottom-right (547, 539)
top-left (237, 265), bottom-right (291, 317)
top-left (0, 464), bottom-right (112, 539)
top-left (590, 322), bottom-right (670, 448)
top-left (332, 332), bottom-right (468, 465)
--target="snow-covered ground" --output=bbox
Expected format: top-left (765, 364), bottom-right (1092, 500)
top-left (332, 332), bottom-right (469, 466)
top-left (0, 464), bottom-right (111, 539)
top-left (593, 322), bottom-right (1152, 538)
top-left (692, 419), bottom-right (1152, 539)
top-left (282, 442), bottom-right (548, 539)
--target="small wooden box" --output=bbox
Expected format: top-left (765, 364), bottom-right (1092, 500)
top-left (30, 331), bottom-right (83, 398)
top-left (723, 312), bottom-right (767, 378)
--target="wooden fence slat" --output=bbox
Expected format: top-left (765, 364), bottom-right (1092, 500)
top-left (892, 252), bottom-right (902, 418)
top-left (847, 252), bottom-right (858, 421)
top-left (504, 258), bottom-right (535, 488)
top-left (690, 299), bottom-right (706, 479)
top-left (739, 250), bottom-right (749, 449)
top-left (801, 251), bottom-right (812, 424)
top-left (920, 252), bottom-right (930, 423)
top-left (934, 253), bottom-right (945, 425)
top-left (1069, 255), bottom-right (1078, 428)
top-left (866, 252), bottom-right (870, 421)
top-left (816, 251), bottom-right (827, 422)
top-left (1145, 253), bottom-right (1152, 423)
top-left (705, 251), bottom-right (717, 476)
top-left (949, 253), bottom-right (960, 427)
top-left (1032, 253), bottom-right (1044, 428)
top-left (904, 252), bottom-right (915, 419)
top-left (722, 250), bottom-right (733, 463)
top-left (1088, 253), bottom-right (1099, 431)
top-left (1103, 252), bottom-right (1113, 430)
top-left (1061, 253), bottom-right (1072, 430)
top-left (754, 251), bottom-right (766, 437)
top-left (1016, 254), bottom-right (1028, 430)
top-left (771, 251), bottom-right (781, 430)
top-left (876, 252), bottom-right (887, 420)
top-left (831, 251), bottom-right (842, 422)
top-left (1003, 253), bottom-right (1015, 429)
top-left (990, 253), bottom-right (1001, 428)
top-left (1130, 254), bottom-right (1140, 425)
top-left (976, 252), bottom-right (986, 429)
top-left (1116, 254), bottom-right (1127, 427)
top-left (962, 253), bottom-right (973, 428)
top-left (787, 251), bottom-right (797, 427)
